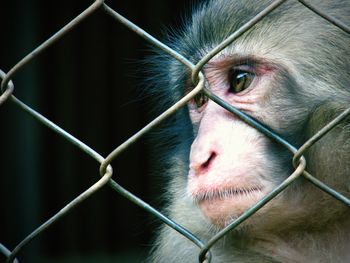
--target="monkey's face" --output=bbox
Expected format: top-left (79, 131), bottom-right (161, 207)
top-left (185, 56), bottom-right (296, 227)
top-left (170, 0), bottom-right (342, 230)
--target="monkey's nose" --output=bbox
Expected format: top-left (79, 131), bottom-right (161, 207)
top-left (191, 151), bottom-right (217, 176)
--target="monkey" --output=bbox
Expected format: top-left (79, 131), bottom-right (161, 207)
top-left (146, 0), bottom-right (350, 262)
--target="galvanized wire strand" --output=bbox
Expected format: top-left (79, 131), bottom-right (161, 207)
top-left (0, 244), bottom-right (19, 263)
top-left (102, 4), bottom-right (194, 70)
top-left (191, 0), bottom-right (288, 85)
top-left (297, 0), bottom-right (350, 34)
top-left (199, 158), bottom-right (307, 263)
top-left (0, 70), bottom-right (14, 105)
top-left (302, 171), bottom-right (350, 206)
top-left (0, 0), bottom-right (105, 95)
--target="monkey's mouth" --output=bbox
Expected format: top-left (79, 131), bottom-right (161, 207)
top-left (190, 185), bottom-right (265, 226)
top-left (192, 186), bottom-right (263, 203)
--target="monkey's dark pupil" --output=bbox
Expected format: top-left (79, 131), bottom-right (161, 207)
top-left (230, 70), bottom-right (254, 94)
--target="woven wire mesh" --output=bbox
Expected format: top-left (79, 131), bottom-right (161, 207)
top-left (0, 0), bottom-right (349, 262)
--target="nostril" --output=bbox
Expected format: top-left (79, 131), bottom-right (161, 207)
top-left (200, 151), bottom-right (217, 171)
top-left (189, 149), bottom-right (219, 176)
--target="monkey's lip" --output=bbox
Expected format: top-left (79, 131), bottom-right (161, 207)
top-left (191, 185), bottom-right (265, 226)
top-left (191, 186), bottom-right (264, 203)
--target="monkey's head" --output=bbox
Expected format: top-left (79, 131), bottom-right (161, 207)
top-left (150, 0), bottom-right (350, 230)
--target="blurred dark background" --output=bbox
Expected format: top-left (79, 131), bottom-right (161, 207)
top-left (0, 0), bottom-right (189, 262)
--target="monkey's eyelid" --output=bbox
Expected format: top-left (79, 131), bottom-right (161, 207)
top-left (228, 57), bottom-right (278, 75)
top-left (231, 64), bottom-right (255, 72)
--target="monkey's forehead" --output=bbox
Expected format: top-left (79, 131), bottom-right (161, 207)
top-left (176, 0), bottom-right (349, 63)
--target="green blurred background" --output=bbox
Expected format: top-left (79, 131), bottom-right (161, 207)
top-left (0, 0), bottom-right (189, 262)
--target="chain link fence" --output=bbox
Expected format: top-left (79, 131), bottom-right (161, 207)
top-left (1, 0), bottom-right (349, 262)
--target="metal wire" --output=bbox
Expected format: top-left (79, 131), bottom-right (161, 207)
top-left (0, 0), bottom-right (349, 262)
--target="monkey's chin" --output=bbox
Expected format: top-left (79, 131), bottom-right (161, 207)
top-left (196, 188), bottom-right (265, 228)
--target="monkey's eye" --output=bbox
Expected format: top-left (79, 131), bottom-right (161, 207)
top-left (229, 69), bottom-right (255, 94)
top-left (193, 92), bottom-right (208, 108)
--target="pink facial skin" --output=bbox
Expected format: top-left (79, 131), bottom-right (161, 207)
top-left (187, 56), bottom-right (278, 227)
